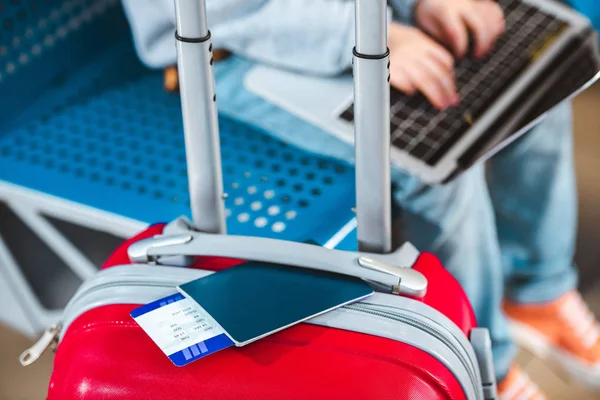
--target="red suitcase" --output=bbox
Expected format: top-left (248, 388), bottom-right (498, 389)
top-left (20, 1), bottom-right (497, 399)
top-left (37, 223), bottom-right (489, 400)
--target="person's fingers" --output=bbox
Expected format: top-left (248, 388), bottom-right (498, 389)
top-left (416, 14), bottom-right (442, 41)
top-left (418, 57), bottom-right (459, 107)
top-left (404, 65), bottom-right (449, 110)
top-left (415, 3), bottom-right (446, 43)
top-left (487, 1), bottom-right (506, 37)
top-left (426, 40), bottom-right (455, 71)
top-left (437, 8), bottom-right (469, 59)
top-left (389, 64), bottom-right (418, 96)
top-left (475, 1), bottom-right (506, 41)
top-left (461, 10), bottom-right (491, 58)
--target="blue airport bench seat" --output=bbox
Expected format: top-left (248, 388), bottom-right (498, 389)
top-left (0, 0), bottom-right (357, 244)
top-left (0, 0), bottom-right (357, 336)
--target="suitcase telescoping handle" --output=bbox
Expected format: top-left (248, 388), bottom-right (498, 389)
top-left (175, 0), bottom-right (226, 235)
top-left (176, 0), bottom-right (392, 254)
top-left (136, 0), bottom-right (423, 295)
top-left (353, 0), bottom-right (392, 254)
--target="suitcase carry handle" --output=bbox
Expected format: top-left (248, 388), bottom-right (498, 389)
top-left (176, 0), bottom-right (392, 254)
top-left (127, 232), bottom-right (428, 297)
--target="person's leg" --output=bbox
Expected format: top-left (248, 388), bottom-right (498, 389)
top-left (487, 103), bottom-right (578, 303)
top-left (488, 103), bottom-right (600, 389)
top-left (393, 165), bottom-right (516, 381)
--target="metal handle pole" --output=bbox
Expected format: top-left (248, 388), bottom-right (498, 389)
top-left (353, 0), bottom-right (392, 253)
top-left (174, 0), bottom-right (226, 234)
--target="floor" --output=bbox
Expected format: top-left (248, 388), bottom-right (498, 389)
top-left (1, 83), bottom-right (600, 399)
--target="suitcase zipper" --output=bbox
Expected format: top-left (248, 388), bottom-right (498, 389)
top-left (20, 266), bottom-right (210, 366)
top-left (20, 265), bottom-right (483, 399)
top-left (19, 323), bottom-right (61, 366)
top-left (344, 304), bottom-right (481, 400)
top-left (21, 302), bottom-right (480, 400)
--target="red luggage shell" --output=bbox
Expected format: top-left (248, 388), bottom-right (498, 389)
top-left (48, 224), bottom-right (477, 400)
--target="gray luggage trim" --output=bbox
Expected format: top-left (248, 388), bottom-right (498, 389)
top-left (58, 265), bottom-right (484, 400)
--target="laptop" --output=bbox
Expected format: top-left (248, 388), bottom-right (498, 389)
top-left (244, 0), bottom-right (600, 183)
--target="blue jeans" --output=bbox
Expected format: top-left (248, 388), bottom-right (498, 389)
top-left (392, 102), bottom-right (578, 379)
top-left (215, 57), bottom-right (579, 380)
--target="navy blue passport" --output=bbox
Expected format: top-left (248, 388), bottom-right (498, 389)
top-left (177, 262), bottom-right (373, 346)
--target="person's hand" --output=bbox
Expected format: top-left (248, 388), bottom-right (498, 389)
top-left (389, 22), bottom-right (458, 110)
top-left (415, 0), bottom-right (505, 59)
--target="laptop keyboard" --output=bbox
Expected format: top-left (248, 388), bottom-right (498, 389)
top-left (339, 0), bottom-right (569, 166)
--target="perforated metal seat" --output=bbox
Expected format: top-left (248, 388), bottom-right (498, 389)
top-left (0, 70), bottom-right (356, 242)
top-left (0, 0), bottom-right (357, 336)
top-left (0, 0), bottom-right (356, 243)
